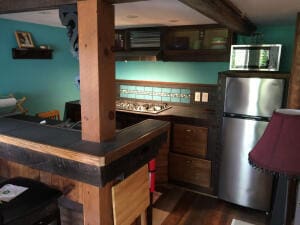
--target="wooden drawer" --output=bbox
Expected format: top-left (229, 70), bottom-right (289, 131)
top-left (173, 124), bottom-right (208, 157)
top-left (169, 152), bottom-right (211, 188)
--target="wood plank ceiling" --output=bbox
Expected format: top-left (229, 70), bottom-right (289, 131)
top-left (0, 0), bottom-right (256, 34)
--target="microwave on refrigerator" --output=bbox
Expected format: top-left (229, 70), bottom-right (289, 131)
top-left (229, 44), bottom-right (282, 71)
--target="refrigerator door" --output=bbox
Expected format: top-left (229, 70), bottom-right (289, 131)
top-left (224, 77), bottom-right (285, 117)
top-left (218, 117), bottom-right (273, 211)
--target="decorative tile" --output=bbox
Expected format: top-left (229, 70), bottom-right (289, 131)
top-left (171, 88), bottom-right (181, 94)
top-left (120, 85), bottom-right (128, 90)
top-left (136, 94), bottom-right (145, 99)
top-left (120, 93), bottom-right (128, 98)
top-left (145, 86), bottom-right (153, 92)
top-left (136, 86), bottom-right (145, 91)
top-left (181, 89), bottom-right (191, 95)
top-left (153, 95), bottom-right (162, 101)
top-left (153, 87), bottom-right (162, 94)
top-left (118, 84), bottom-right (191, 104)
top-left (162, 96), bottom-right (171, 102)
top-left (162, 88), bottom-right (171, 93)
top-left (144, 95), bottom-right (153, 100)
top-left (127, 93), bottom-right (136, 99)
top-left (128, 85), bottom-right (136, 91)
top-left (171, 97), bottom-right (181, 103)
top-left (181, 98), bottom-right (190, 104)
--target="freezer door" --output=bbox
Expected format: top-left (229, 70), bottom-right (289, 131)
top-left (218, 117), bottom-right (273, 211)
top-left (224, 77), bottom-right (285, 117)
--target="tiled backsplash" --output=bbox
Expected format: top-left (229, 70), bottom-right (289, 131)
top-left (116, 80), bottom-right (218, 108)
top-left (120, 85), bottom-right (191, 103)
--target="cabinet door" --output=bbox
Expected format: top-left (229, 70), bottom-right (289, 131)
top-left (163, 25), bottom-right (233, 62)
top-left (169, 153), bottom-right (211, 188)
top-left (173, 124), bottom-right (208, 157)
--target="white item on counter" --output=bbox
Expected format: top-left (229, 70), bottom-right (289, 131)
top-left (0, 184), bottom-right (28, 202)
top-left (0, 97), bottom-right (17, 108)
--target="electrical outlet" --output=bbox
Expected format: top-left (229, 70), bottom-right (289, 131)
top-left (194, 92), bottom-right (201, 102)
top-left (202, 92), bottom-right (209, 102)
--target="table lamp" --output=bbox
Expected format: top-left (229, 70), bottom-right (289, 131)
top-left (249, 109), bottom-right (300, 225)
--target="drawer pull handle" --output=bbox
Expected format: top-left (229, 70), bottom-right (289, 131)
top-left (185, 129), bottom-right (192, 132)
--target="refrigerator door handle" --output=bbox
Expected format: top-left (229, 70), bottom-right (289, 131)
top-left (223, 112), bottom-right (270, 121)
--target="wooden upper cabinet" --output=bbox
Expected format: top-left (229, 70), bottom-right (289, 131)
top-left (173, 123), bottom-right (208, 158)
top-left (115, 24), bottom-right (235, 61)
top-left (162, 24), bottom-right (235, 62)
top-left (114, 27), bottom-right (162, 51)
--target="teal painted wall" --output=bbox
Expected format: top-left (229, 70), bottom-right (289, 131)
top-left (116, 61), bottom-right (228, 84)
top-left (0, 18), bottom-right (296, 116)
top-left (0, 19), bottom-right (79, 116)
top-left (117, 24), bottom-right (296, 84)
top-left (237, 24), bottom-right (296, 72)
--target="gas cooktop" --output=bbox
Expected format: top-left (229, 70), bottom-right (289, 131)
top-left (116, 100), bottom-right (171, 114)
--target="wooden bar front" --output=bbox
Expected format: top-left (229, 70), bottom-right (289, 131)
top-left (0, 118), bottom-right (170, 225)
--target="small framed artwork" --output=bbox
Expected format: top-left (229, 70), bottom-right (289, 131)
top-left (15, 31), bottom-right (35, 48)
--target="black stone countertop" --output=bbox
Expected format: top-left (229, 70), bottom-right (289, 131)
top-left (0, 117), bottom-right (170, 186)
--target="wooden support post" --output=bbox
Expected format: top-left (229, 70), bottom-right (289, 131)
top-left (288, 13), bottom-right (300, 109)
top-left (77, 0), bottom-right (116, 142)
top-left (83, 182), bottom-right (114, 225)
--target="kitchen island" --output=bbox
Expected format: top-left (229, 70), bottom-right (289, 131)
top-left (0, 117), bottom-right (170, 225)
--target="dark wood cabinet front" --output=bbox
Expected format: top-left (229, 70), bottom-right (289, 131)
top-left (162, 24), bottom-right (234, 62)
top-left (173, 123), bottom-right (208, 158)
top-left (169, 152), bottom-right (211, 188)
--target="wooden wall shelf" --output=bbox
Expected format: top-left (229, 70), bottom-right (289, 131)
top-left (12, 48), bottom-right (53, 59)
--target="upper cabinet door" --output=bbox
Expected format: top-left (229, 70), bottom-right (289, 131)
top-left (162, 24), bottom-right (235, 62)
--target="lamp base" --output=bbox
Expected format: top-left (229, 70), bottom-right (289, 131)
top-left (270, 175), bottom-right (288, 225)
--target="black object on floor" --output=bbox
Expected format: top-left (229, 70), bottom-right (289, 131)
top-left (0, 177), bottom-right (62, 225)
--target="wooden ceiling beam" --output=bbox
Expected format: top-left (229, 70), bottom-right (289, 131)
top-left (178, 0), bottom-right (256, 35)
top-left (0, 0), bottom-right (76, 14)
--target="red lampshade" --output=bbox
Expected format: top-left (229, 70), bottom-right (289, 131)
top-left (249, 109), bottom-right (300, 177)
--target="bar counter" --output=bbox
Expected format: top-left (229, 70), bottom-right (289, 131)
top-left (0, 117), bottom-right (170, 225)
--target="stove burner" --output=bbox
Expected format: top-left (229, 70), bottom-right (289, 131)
top-left (116, 101), bottom-right (171, 114)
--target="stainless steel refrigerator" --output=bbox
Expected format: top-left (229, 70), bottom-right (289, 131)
top-left (218, 76), bottom-right (285, 211)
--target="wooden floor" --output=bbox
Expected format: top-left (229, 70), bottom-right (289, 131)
top-left (152, 185), bottom-right (268, 225)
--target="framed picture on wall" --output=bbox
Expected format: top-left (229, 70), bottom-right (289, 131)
top-left (15, 31), bottom-right (35, 48)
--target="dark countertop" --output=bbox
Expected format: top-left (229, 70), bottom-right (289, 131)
top-left (65, 100), bottom-right (217, 126)
top-left (117, 105), bottom-right (217, 127)
top-left (0, 117), bottom-right (170, 186)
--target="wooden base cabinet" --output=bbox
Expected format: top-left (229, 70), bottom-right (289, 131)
top-left (169, 123), bottom-right (212, 190)
top-left (169, 152), bottom-right (211, 188)
top-left (173, 124), bottom-right (208, 157)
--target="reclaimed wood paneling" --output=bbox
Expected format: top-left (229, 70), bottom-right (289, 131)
top-left (0, 159), bottom-right (84, 204)
top-left (288, 13), bottom-right (300, 109)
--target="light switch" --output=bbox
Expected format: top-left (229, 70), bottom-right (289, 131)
top-left (202, 92), bottom-right (209, 102)
top-left (194, 92), bottom-right (201, 102)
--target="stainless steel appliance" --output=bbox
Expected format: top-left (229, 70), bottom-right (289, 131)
top-left (218, 76), bottom-right (285, 211)
top-left (230, 44), bottom-right (282, 71)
